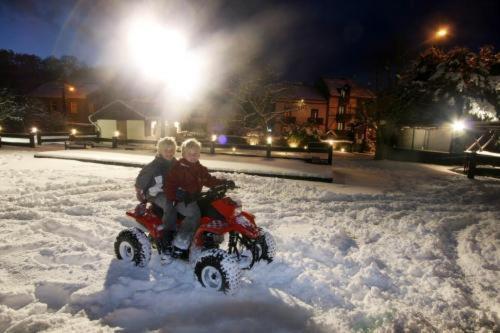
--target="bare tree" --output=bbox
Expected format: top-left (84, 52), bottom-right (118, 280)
top-left (229, 72), bottom-right (289, 134)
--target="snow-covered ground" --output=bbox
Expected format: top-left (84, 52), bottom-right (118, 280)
top-left (0, 150), bottom-right (499, 332)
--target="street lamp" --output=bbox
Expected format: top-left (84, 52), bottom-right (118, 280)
top-left (435, 27), bottom-right (449, 39)
top-left (61, 83), bottom-right (76, 118)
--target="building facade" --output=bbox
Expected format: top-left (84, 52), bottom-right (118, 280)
top-left (30, 81), bottom-right (100, 131)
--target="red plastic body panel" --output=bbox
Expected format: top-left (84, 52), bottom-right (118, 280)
top-left (126, 197), bottom-right (261, 246)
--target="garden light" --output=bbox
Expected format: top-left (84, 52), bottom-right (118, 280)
top-left (31, 127), bottom-right (38, 133)
top-left (0, 125), bottom-right (2, 132)
top-left (211, 134), bottom-right (217, 142)
top-left (71, 128), bottom-right (77, 135)
top-left (452, 120), bottom-right (466, 132)
top-left (232, 147), bottom-right (236, 152)
top-left (341, 147), bottom-right (346, 152)
top-left (266, 136), bottom-right (272, 145)
top-left (114, 131), bottom-right (120, 137)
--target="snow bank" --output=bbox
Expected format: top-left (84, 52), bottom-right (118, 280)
top-left (0, 150), bottom-right (499, 332)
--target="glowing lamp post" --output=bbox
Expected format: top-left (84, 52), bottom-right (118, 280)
top-left (112, 130), bottom-right (120, 148)
top-left (266, 136), bottom-right (272, 158)
top-left (210, 134), bottom-right (217, 154)
top-left (452, 120), bottom-right (466, 132)
top-left (449, 119), bottom-right (466, 153)
top-left (435, 27), bottom-right (449, 39)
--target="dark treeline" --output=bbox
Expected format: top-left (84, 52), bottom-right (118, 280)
top-left (0, 49), bottom-right (91, 94)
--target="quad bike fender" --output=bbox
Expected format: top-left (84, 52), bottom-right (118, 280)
top-left (126, 209), bottom-right (164, 239)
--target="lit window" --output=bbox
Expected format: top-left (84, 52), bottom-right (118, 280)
top-left (70, 102), bottom-right (78, 114)
top-left (338, 106), bottom-right (345, 115)
top-left (338, 122), bottom-right (344, 130)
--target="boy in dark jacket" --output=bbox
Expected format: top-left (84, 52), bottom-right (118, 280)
top-left (135, 137), bottom-right (178, 250)
top-left (165, 138), bottom-right (234, 257)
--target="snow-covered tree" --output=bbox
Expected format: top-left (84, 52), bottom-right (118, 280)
top-left (388, 46), bottom-right (500, 125)
top-left (0, 89), bottom-right (25, 122)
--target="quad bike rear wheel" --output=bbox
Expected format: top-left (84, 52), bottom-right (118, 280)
top-left (114, 228), bottom-right (151, 267)
top-left (194, 249), bottom-right (242, 294)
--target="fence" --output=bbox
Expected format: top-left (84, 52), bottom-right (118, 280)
top-left (65, 136), bottom-right (333, 164)
top-left (0, 133), bottom-right (36, 148)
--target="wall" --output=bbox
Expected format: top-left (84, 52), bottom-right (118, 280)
top-left (97, 119), bottom-right (117, 138)
top-left (397, 127), bottom-right (453, 153)
top-left (126, 120), bottom-right (146, 140)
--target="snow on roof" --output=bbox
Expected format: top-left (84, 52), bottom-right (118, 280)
top-left (90, 100), bottom-right (163, 120)
top-left (30, 81), bottom-right (100, 99)
top-left (322, 78), bottom-right (376, 99)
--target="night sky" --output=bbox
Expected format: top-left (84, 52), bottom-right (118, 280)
top-left (0, 0), bottom-right (499, 85)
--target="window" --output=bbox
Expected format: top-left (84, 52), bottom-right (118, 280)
top-left (70, 102), bottom-right (78, 114)
top-left (338, 106), bottom-right (345, 115)
top-left (310, 109), bottom-right (319, 119)
top-left (340, 89), bottom-right (346, 98)
top-left (337, 122), bottom-right (344, 130)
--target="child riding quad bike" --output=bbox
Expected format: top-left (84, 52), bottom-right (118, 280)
top-left (114, 182), bottom-right (276, 294)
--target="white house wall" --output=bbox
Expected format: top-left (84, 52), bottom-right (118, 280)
top-left (397, 127), bottom-right (452, 152)
top-left (126, 120), bottom-right (145, 140)
top-left (427, 128), bottom-right (452, 152)
top-left (97, 120), bottom-right (116, 139)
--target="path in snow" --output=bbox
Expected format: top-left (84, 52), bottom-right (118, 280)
top-left (0, 150), bottom-right (499, 332)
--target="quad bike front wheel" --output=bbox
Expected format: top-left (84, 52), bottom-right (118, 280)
top-left (114, 228), bottom-right (152, 267)
top-left (194, 249), bottom-right (242, 294)
top-left (256, 229), bottom-right (276, 263)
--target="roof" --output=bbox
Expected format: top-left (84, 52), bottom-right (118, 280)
top-left (90, 100), bottom-right (162, 121)
top-left (277, 83), bottom-right (326, 102)
top-left (30, 81), bottom-right (100, 99)
top-left (322, 78), bottom-right (376, 99)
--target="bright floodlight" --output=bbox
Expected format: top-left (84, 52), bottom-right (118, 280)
top-left (127, 17), bottom-right (203, 99)
top-left (452, 120), bottom-right (466, 131)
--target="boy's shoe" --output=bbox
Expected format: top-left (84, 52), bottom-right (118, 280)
top-left (171, 246), bottom-right (189, 261)
top-left (159, 230), bottom-right (176, 253)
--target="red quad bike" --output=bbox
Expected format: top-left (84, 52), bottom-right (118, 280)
top-left (114, 183), bottom-right (276, 294)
